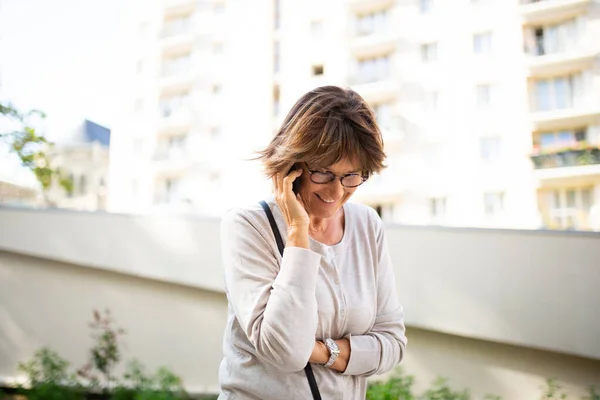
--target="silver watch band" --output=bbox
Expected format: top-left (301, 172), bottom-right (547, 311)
top-left (322, 338), bottom-right (340, 368)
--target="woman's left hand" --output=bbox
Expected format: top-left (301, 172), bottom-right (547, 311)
top-left (309, 339), bottom-right (350, 373)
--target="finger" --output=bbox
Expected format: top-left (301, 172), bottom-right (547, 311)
top-left (282, 169), bottom-right (303, 194)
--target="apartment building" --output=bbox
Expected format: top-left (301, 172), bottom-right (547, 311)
top-left (110, 0), bottom-right (600, 231)
top-left (521, 0), bottom-right (600, 230)
top-left (108, 0), bottom-right (275, 216)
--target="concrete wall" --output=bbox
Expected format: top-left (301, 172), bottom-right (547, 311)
top-left (1, 206), bottom-right (600, 397)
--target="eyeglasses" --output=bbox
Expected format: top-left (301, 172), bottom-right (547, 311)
top-left (305, 166), bottom-right (368, 188)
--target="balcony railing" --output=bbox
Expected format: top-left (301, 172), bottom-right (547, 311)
top-left (530, 148), bottom-right (600, 169)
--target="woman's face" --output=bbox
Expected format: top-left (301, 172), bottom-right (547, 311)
top-left (297, 158), bottom-right (363, 220)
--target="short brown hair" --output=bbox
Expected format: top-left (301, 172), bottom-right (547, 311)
top-left (256, 86), bottom-right (387, 178)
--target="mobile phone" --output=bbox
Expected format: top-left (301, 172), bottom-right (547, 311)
top-left (287, 164), bottom-right (302, 195)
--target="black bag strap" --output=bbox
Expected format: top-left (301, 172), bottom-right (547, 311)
top-left (259, 200), bottom-right (322, 400)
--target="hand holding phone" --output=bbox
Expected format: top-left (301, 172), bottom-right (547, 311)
top-left (273, 164), bottom-right (310, 242)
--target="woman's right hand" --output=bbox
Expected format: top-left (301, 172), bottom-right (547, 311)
top-left (273, 166), bottom-right (310, 248)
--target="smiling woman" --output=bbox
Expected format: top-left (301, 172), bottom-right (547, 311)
top-left (218, 86), bottom-right (407, 400)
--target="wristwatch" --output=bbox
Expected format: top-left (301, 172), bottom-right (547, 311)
top-left (322, 338), bottom-right (340, 368)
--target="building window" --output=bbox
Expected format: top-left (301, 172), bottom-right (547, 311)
top-left (273, 85), bottom-right (280, 117)
top-left (526, 18), bottom-right (577, 56)
top-left (310, 20), bottom-right (323, 38)
top-left (420, 0), bottom-right (434, 13)
top-left (274, 0), bottom-right (280, 30)
top-left (212, 84), bottom-right (222, 94)
top-left (355, 9), bottom-right (388, 36)
top-left (273, 41), bottom-right (280, 73)
top-left (214, 2), bottom-right (225, 14)
top-left (430, 197), bottom-right (446, 220)
top-left (312, 65), bottom-right (324, 76)
top-left (480, 136), bottom-right (502, 161)
top-left (134, 99), bottom-right (144, 113)
top-left (536, 128), bottom-right (586, 152)
top-left (212, 42), bottom-right (224, 54)
top-left (484, 192), bottom-right (504, 216)
top-left (161, 14), bottom-right (191, 38)
top-left (421, 43), bottom-right (437, 62)
top-left (161, 53), bottom-right (191, 77)
top-left (372, 102), bottom-right (393, 129)
top-left (355, 54), bottom-right (391, 83)
top-left (159, 92), bottom-right (189, 117)
top-left (425, 91), bottom-right (439, 112)
top-left (547, 187), bottom-right (595, 230)
top-left (211, 127), bottom-right (221, 140)
top-left (534, 73), bottom-right (583, 111)
top-left (476, 84), bottom-right (492, 107)
top-left (473, 32), bottom-right (493, 54)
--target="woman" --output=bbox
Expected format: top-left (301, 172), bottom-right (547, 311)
top-left (218, 86), bottom-right (407, 399)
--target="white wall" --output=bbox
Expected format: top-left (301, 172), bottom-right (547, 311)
top-left (1, 207), bottom-right (599, 397)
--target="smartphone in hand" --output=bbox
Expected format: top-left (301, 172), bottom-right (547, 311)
top-left (287, 163), bottom-right (302, 195)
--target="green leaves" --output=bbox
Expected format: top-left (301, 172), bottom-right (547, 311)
top-left (1, 101), bottom-right (71, 193)
top-left (3, 309), bottom-right (190, 400)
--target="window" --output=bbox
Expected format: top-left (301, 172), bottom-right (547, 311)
top-left (355, 9), bottom-right (388, 36)
top-left (421, 43), bottom-right (437, 62)
top-left (79, 175), bottom-right (87, 196)
top-left (214, 2), bottom-right (225, 14)
top-left (476, 84), bottom-right (492, 107)
top-left (548, 187), bottom-right (595, 230)
top-left (212, 42), bottom-right (224, 54)
top-left (480, 137), bottom-right (502, 161)
top-left (312, 65), bottom-right (324, 76)
top-left (425, 91), bottom-right (439, 112)
top-left (420, 0), bottom-right (434, 13)
top-left (162, 53), bottom-right (191, 77)
top-left (273, 85), bottom-right (280, 117)
top-left (527, 19), bottom-right (577, 56)
top-left (310, 20), bottom-right (323, 38)
top-left (211, 127), bottom-right (221, 140)
top-left (372, 102), bottom-right (393, 129)
top-left (159, 92), bottom-right (189, 117)
top-left (273, 41), bottom-right (280, 73)
top-left (484, 192), bottom-right (504, 216)
top-left (274, 0), bottom-right (280, 30)
top-left (430, 197), bottom-right (446, 218)
top-left (134, 99), bottom-right (144, 112)
top-left (537, 128), bottom-right (586, 151)
top-left (212, 84), bottom-right (222, 94)
top-left (473, 32), bottom-right (493, 54)
top-left (162, 14), bottom-right (191, 38)
top-left (355, 55), bottom-right (391, 83)
top-left (534, 74), bottom-right (583, 111)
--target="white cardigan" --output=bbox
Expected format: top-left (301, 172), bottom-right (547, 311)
top-left (217, 197), bottom-right (407, 400)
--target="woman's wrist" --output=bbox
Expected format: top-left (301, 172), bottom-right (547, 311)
top-left (287, 225), bottom-right (309, 249)
top-left (309, 341), bottom-right (329, 364)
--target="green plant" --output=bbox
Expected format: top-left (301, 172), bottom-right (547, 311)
top-left (0, 102), bottom-right (72, 194)
top-left (583, 386), bottom-right (600, 400)
top-left (1, 309), bottom-right (190, 400)
top-left (14, 347), bottom-right (84, 400)
top-left (541, 378), bottom-right (568, 399)
top-left (367, 368), bottom-right (415, 400)
top-left (420, 377), bottom-right (470, 400)
top-left (77, 309), bottom-right (126, 392)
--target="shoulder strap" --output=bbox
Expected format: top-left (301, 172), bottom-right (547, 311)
top-left (258, 200), bottom-right (322, 400)
top-left (259, 200), bottom-right (285, 256)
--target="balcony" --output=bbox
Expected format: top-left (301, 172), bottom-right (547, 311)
top-left (159, 24), bottom-right (193, 54)
top-left (530, 107), bottom-right (600, 131)
top-left (525, 44), bottom-right (598, 77)
top-left (531, 147), bottom-right (600, 180)
top-left (163, 0), bottom-right (195, 17)
top-left (520, 0), bottom-right (591, 25)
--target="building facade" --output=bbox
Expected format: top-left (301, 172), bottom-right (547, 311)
top-left (109, 0), bottom-right (600, 230)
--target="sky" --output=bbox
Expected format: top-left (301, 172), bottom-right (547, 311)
top-left (0, 0), bottom-right (138, 184)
